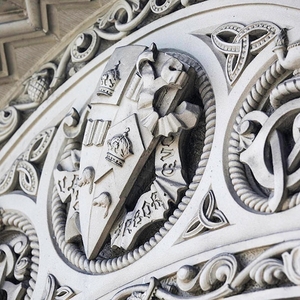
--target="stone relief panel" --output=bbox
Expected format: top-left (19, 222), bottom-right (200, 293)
top-left (50, 43), bottom-right (216, 272)
top-left (227, 28), bottom-right (300, 213)
top-left (1, 1), bottom-right (300, 299)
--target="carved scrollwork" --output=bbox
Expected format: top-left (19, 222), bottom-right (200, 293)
top-left (71, 29), bottom-right (100, 63)
top-left (0, 127), bottom-right (56, 197)
top-left (0, 209), bottom-right (39, 300)
top-left (1, 1), bottom-right (203, 145)
top-left (112, 240), bottom-right (300, 299)
top-left (212, 21), bottom-right (281, 84)
top-left (182, 190), bottom-right (229, 240)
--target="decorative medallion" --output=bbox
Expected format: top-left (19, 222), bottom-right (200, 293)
top-left (228, 28), bottom-right (300, 213)
top-left (51, 43), bottom-right (216, 272)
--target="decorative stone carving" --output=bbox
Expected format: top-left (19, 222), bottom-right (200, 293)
top-left (97, 62), bottom-right (121, 97)
top-left (113, 240), bottom-right (300, 299)
top-left (9, 63), bottom-right (58, 112)
top-left (0, 0), bottom-right (207, 146)
top-left (0, 208), bottom-right (39, 300)
top-left (71, 29), bottom-right (100, 63)
top-left (0, 107), bottom-right (20, 144)
top-left (5, 2), bottom-right (300, 299)
top-left (181, 190), bottom-right (229, 240)
top-left (51, 43), bottom-right (216, 271)
top-left (0, 127), bottom-right (56, 197)
top-left (42, 274), bottom-right (76, 300)
top-left (212, 22), bottom-right (281, 84)
top-left (228, 29), bottom-right (300, 213)
top-left (106, 128), bottom-right (133, 167)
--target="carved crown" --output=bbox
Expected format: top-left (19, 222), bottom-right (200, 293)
top-left (97, 62), bottom-right (120, 96)
top-left (105, 127), bottom-right (133, 167)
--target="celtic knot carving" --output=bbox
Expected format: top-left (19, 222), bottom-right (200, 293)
top-left (212, 22), bottom-right (280, 84)
top-left (0, 127), bottom-right (56, 197)
top-left (228, 28), bottom-right (300, 213)
top-left (182, 190), bottom-right (229, 240)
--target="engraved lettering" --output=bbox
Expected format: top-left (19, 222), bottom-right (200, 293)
top-left (160, 148), bottom-right (174, 161)
top-left (161, 160), bottom-right (177, 177)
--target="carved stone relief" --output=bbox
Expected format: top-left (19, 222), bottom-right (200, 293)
top-left (0, 209), bottom-right (39, 300)
top-left (113, 240), bottom-right (300, 299)
top-left (51, 43), bottom-right (215, 271)
top-left (1, 1), bottom-right (300, 299)
top-left (0, 0), bottom-right (206, 146)
top-left (0, 127), bottom-right (56, 198)
top-left (228, 28), bottom-right (300, 213)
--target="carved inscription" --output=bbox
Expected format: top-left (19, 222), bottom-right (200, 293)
top-left (110, 133), bottom-right (186, 249)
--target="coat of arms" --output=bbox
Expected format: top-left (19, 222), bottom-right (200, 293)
top-left (54, 44), bottom-right (201, 260)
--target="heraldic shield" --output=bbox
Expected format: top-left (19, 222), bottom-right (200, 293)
top-left (54, 43), bottom-right (201, 260)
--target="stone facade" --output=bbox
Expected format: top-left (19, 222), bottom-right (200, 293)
top-left (1, 1), bottom-right (300, 299)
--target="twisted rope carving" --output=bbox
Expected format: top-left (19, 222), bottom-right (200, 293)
top-left (51, 56), bottom-right (216, 273)
top-left (228, 60), bottom-right (292, 212)
top-left (2, 210), bottom-right (39, 300)
top-left (270, 76), bottom-right (300, 108)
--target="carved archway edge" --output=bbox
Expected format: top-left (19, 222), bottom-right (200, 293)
top-left (51, 55), bottom-right (216, 273)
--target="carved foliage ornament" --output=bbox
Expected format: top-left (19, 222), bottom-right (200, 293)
top-left (51, 43), bottom-right (216, 272)
top-left (229, 28), bottom-right (300, 213)
top-left (113, 240), bottom-right (300, 299)
top-left (42, 274), bottom-right (76, 300)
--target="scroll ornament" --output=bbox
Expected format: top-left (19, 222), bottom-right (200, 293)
top-left (112, 240), bottom-right (300, 299)
top-left (229, 28), bottom-right (300, 213)
top-left (0, 127), bottom-right (56, 197)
